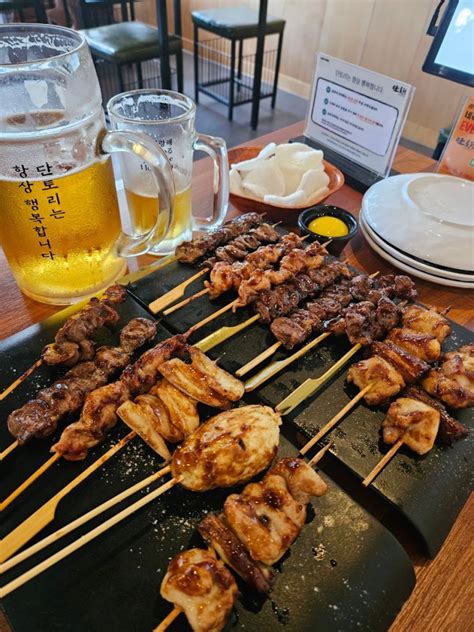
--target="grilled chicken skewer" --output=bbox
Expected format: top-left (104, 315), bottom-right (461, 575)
top-left (0, 405), bottom-right (282, 580)
top-left (0, 285), bottom-right (128, 404)
top-left (160, 457), bottom-right (327, 631)
top-left (152, 231), bottom-right (300, 315)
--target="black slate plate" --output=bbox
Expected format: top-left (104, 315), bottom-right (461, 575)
top-left (0, 292), bottom-right (169, 504)
top-left (253, 322), bottom-right (474, 558)
top-left (0, 433), bottom-right (415, 632)
top-left (128, 260), bottom-right (473, 557)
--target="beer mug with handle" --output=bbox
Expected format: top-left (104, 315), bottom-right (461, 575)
top-left (0, 24), bottom-right (174, 305)
top-left (107, 89), bottom-right (229, 255)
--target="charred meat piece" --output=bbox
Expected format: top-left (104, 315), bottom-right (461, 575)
top-left (171, 405), bottom-right (281, 491)
top-left (51, 335), bottom-right (186, 460)
top-left (176, 212), bottom-right (263, 263)
top-left (402, 305), bottom-right (451, 343)
top-left (386, 328), bottom-right (441, 363)
top-left (160, 548), bottom-right (238, 632)
top-left (42, 287), bottom-right (126, 366)
top-left (402, 385), bottom-right (468, 444)
top-left (270, 309), bottom-right (317, 349)
top-left (347, 356), bottom-right (405, 405)
top-left (223, 458), bottom-right (327, 566)
top-left (7, 318), bottom-right (156, 445)
top-left (371, 341), bottom-right (429, 384)
top-left (422, 344), bottom-right (474, 409)
top-left (382, 397), bottom-right (440, 455)
top-left (198, 514), bottom-right (272, 593)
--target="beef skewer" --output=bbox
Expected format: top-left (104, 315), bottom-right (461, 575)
top-left (245, 276), bottom-right (417, 393)
top-left (0, 317), bottom-right (157, 467)
top-left (150, 229), bottom-right (302, 315)
top-left (0, 285), bottom-right (128, 404)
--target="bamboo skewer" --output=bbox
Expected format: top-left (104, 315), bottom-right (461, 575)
top-left (275, 343), bottom-right (363, 416)
top-left (236, 341), bottom-right (282, 378)
top-left (163, 287), bottom-right (209, 315)
top-left (148, 269), bottom-right (207, 314)
top-left (307, 441), bottom-right (334, 467)
top-left (362, 439), bottom-right (404, 487)
top-left (0, 359), bottom-right (43, 402)
top-left (0, 440), bottom-right (18, 461)
top-left (0, 431), bottom-right (136, 564)
top-left (299, 385), bottom-right (373, 456)
top-left (194, 314), bottom-right (260, 353)
top-left (0, 452), bottom-right (61, 511)
top-left (154, 608), bottom-right (181, 632)
top-left (0, 476), bottom-right (178, 597)
top-left (187, 299), bottom-right (239, 336)
top-left (245, 333), bottom-right (331, 392)
top-left (1, 465), bottom-right (171, 573)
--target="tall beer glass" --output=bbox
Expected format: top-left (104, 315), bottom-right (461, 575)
top-left (0, 24), bottom-right (174, 305)
top-left (107, 90), bottom-right (229, 254)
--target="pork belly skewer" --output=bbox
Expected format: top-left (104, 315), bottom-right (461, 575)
top-left (155, 230), bottom-right (305, 318)
top-left (149, 213), bottom-right (269, 313)
top-left (0, 284), bottom-right (127, 404)
top-left (0, 317), bottom-right (157, 466)
top-left (0, 405), bottom-right (282, 590)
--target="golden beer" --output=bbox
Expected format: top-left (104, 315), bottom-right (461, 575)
top-left (124, 185), bottom-right (192, 247)
top-left (0, 159), bottom-right (126, 303)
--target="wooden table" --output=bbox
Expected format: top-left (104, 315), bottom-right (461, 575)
top-left (0, 122), bottom-right (472, 631)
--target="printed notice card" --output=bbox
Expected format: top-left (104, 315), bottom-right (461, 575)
top-left (305, 53), bottom-right (414, 177)
top-left (437, 96), bottom-right (474, 181)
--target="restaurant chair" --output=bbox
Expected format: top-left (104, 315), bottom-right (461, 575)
top-left (79, 0), bottom-right (183, 97)
top-left (191, 7), bottom-right (285, 121)
top-left (0, 0), bottom-right (48, 22)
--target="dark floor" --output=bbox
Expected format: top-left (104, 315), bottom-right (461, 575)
top-left (178, 52), bottom-right (433, 157)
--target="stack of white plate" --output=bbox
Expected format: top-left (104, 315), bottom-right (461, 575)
top-left (360, 173), bottom-right (474, 288)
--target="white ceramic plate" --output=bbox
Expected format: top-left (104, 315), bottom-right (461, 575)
top-left (360, 214), bottom-right (474, 289)
top-left (362, 173), bottom-right (474, 272)
top-left (361, 209), bottom-right (474, 283)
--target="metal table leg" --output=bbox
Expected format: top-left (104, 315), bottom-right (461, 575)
top-left (251, 0), bottom-right (268, 129)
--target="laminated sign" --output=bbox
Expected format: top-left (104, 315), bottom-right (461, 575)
top-left (437, 96), bottom-right (474, 181)
top-left (305, 53), bottom-right (414, 178)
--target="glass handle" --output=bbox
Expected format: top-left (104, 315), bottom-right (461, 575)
top-left (101, 130), bottom-right (175, 257)
top-left (193, 133), bottom-right (229, 231)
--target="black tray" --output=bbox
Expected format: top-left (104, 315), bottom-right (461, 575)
top-left (1, 433), bottom-right (415, 632)
top-left (127, 260), bottom-right (473, 557)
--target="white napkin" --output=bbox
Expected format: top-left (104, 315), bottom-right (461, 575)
top-left (230, 142), bottom-right (330, 206)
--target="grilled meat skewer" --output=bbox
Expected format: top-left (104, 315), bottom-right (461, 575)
top-left (7, 318), bottom-right (157, 445)
top-left (204, 222), bottom-right (280, 266)
top-left (175, 213), bottom-right (264, 264)
top-left (42, 284), bottom-right (127, 366)
top-left (422, 343), bottom-right (474, 409)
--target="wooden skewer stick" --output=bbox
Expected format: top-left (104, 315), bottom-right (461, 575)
top-left (362, 438), bottom-right (404, 487)
top-left (148, 269), bottom-right (207, 314)
top-left (0, 440), bottom-right (18, 461)
top-left (275, 343), bottom-right (363, 416)
top-left (163, 287), bottom-right (210, 315)
top-left (307, 441), bottom-right (334, 467)
top-left (236, 341), bottom-right (282, 378)
top-left (0, 431), bottom-right (136, 564)
top-left (1, 465), bottom-right (171, 573)
top-left (154, 608), bottom-right (181, 632)
top-left (245, 333), bottom-right (331, 392)
top-left (194, 314), bottom-right (260, 353)
top-left (300, 385), bottom-right (373, 456)
top-left (0, 359), bottom-right (43, 402)
top-left (0, 476), bottom-right (178, 597)
top-left (0, 452), bottom-right (61, 511)
top-left (186, 299), bottom-right (239, 336)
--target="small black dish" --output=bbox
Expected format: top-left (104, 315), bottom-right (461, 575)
top-left (298, 204), bottom-right (358, 257)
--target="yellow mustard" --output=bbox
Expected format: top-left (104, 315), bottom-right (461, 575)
top-left (308, 216), bottom-right (349, 238)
